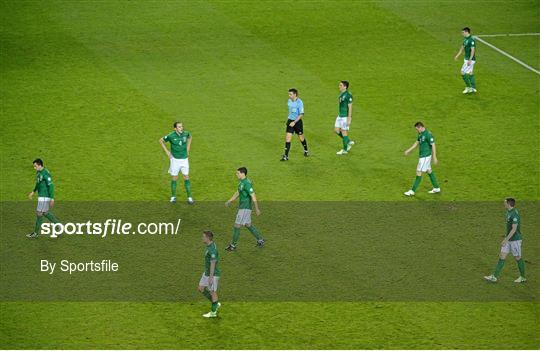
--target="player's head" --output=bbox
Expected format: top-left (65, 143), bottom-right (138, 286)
top-left (414, 121), bottom-right (425, 132)
top-left (288, 88), bottom-right (298, 100)
top-left (339, 81), bottom-right (349, 91)
top-left (33, 158), bottom-right (44, 171)
top-left (462, 27), bottom-right (471, 37)
top-left (173, 121), bottom-right (183, 133)
top-left (202, 230), bottom-right (214, 244)
top-left (236, 167), bottom-right (248, 179)
top-left (505, 198), bottom-right (516, 209)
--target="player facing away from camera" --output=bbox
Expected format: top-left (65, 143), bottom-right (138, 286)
top-left (403, 122), bottom-right (441, 196)
top-left (225, 167), bottom-right (264, 251)
top-left (159, 121), bottom-right (194, 204)
top-left (281, 88), bottom-right (308, 161)
top-left (454, 27), bottom-right (477, 94)
top-left (198, 230), bottom-right (221, 318)
top-left (27, 159), bottom-right (60, 238)
top-left (484, 198), bottom-right (527, 283)
top-left (335, 81), bottom-right (355, 155)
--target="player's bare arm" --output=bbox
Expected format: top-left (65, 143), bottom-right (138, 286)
top-left (404, 141), bottom-right (419, 155)
top-left (251, 193), bottom-right (261, 216)
top-left (159, 137), bottom-right (172, 158)
top-left (454, 46), bottom-right (464, 60)
top-left (347, 103), bottom-right (352, 126)
top-left (289, 113), bottom-right (303, 127)
top-left (209, 260), bottom-right (216, 285)
top-left (468, 47), bottom-right (475, 64)
top-left (225, 191), bottom-right (239, 206)
top-left (502, 223), bottom-right (518, 245)
top-left (431, 143), bottom-right (438, 164)
top-left (187, 135), bottom-right (192, 154)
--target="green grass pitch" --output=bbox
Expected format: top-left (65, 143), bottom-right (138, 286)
top-left (1, 0), bottom-right (539, 349)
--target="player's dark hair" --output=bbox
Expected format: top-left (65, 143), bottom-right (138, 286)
top-left (288, 88), bottom-right (298, 96)
top-left (462, 27), bottom-right (471, 33)
top-left (203, 230), bottom-right (214, 240)
top-left (173, 121), bottom-right (182, 128)
top-left (340, 80), bottom-right (349, 89)
top-left (237, 167), bottom-right (248, 175)
top-left (33, 158), bottom-right (43, 166)
top-left (505, 198), bottom-right (516, 207)
top-left (414, 121), bottom-right (424, 127)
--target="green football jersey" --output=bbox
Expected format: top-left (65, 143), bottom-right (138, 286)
top-left (163, 131), bottom-right (191, 159)
top-left (463, 36), bottom-right (476, 61)
top-left (204, 241), bottom-right (221, 276)
top-left (33, 168), bottom-right (55, 199)
top-left (417, 130), bottom-right (434, 158)
top-left (338, 90), bottom-right (353, 117)
top-left (238, 178), bottom-right (255, 210)
top-left (506, 208), bottom-right (522, 241)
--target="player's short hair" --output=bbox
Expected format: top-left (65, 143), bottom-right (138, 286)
top-left (462, 27), bottom-right (471, 33)
top-left (173, 121), bottom-right (182, 128)
top-left (288, 88), bottom-right (298, 96)
top-left (203, 230), bottom-right (214, 240)
top-left (505, 198), bottom-right (516, 207)
top-left (237, 167), bottom-right (248, 175)
top-left (33, 158), bottom-right (43, 166)
top-left (340, 80), bottom-right (349, 89)
top-left (414, 121), bottom-right (424, 127)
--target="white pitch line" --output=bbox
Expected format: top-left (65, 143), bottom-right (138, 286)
top-left (473, 35), bottom-right (540, 75)
top-left (476, 33), bottom-right (540, 38)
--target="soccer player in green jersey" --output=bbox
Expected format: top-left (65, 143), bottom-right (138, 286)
top-left (225, 167), bottom-right (264, 251)
top-left (454, 27), bottom-right (477, 94)
top-left (26, 159), bottom-right (60, 238)
top-left (198, 230), bottom-right (221, 318)
top-left (335, 80), bottom-right (355, 155)
top-left (159, 121), bottom-right (194, 205)
top-left (403, 122), bottom-right (441, 196)
top-left (484, 198), bottom-right (527, 283)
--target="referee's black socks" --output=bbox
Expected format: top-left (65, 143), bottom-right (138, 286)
top-left (284, 142), bottom-right (291, 156)
top-left (301, 139), bottom-right (308, 151)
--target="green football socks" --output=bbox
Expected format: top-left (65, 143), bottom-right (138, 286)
top-left (493, 259), bottom-right (506, 278)
top-left (184, 179), bottom-right (192, 197)
top-left (202, 288), bottom-right (212, 302)
top-left (44, 212), bottom-right (59, 223)
top-left (411, 176), bottom-right (422, 192)
top-left (171, 180), bottom-right (177, 196)
top-left (428, 172), bottom-right (440, 188)
top-left (517, 259), bottom-right (525, 277)
top-left (232, 227), bottom-right (240, 245)
top-left (469, 74), bottom-right (476, 89)
top-left (462, 74), bottom-right (470, 87)
top-left (34, 216), bottom-right (44, 235)
top-left (211, 301), bottom-right (219, 312)
top-left (343, 135), bottom-right (350, 150)
top-left (247, 225), bottom-right (263, 240)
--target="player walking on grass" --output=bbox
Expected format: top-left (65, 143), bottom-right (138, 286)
top-left (484, 198), bottom-right (527, 283)
top-left (225, 167), bottom-right (264, 251)
top-left (280, 88), bottom-right (309, 161)
top-left (335, 80), bottom-right (355, 155)
top-left (198, 230), bottom-right (221, 318)
top-left (26, 159), bottom-right (60, 238)
top-left (159, 122), bottom-right (194, 205)
top-left (403, 122), bottom-right (441, 196)
top-left (454, 27), bottom-right (477, 94)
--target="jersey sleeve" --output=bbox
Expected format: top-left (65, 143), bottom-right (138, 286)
top-left (298, 100), bottom-right (305, 114)
top-left (347, 93), bottom-right (353, 104)
top-left (209, 249), bottom-right (217, 261)
top-left (247, 182), bottom-right (255, 194)
top-left (186, 131), bottom-right (192, 139)
top-left (470, 39), bottom-right (476, 47)
top-left (163, 133), bottom-right (171, 142)
top-left (428, 133), bottom-right (435, 145)
top-left (45, 172), bottom-right (55, 199)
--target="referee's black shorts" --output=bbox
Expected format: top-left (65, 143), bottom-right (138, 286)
top-left (285, 119), bottom-right (304, 135)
